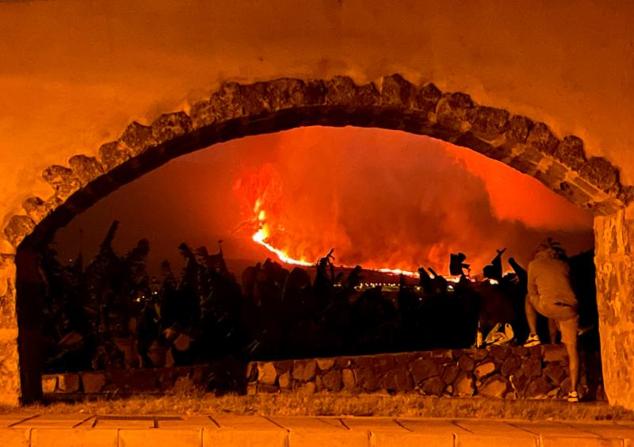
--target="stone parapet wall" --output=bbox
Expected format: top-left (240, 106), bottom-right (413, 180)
top-left (249, 345), bottom-right (604, 401)
top-left (42, 345), bottom-right (604, 401)
top-left (42, 364), bottom-right (216, 397)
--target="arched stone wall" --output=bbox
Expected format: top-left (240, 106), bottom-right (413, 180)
top-left (0, 75), bottom-right (630, 406)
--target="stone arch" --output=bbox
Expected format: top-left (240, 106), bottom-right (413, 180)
top-left (0, 74), bottom-right (631, 406)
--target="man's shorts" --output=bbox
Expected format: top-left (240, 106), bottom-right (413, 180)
top-left (530, 295), bottom-right (579, 345)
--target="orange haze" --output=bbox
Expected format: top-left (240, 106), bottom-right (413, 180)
top-left (54, 127), bottom-right (593, 275)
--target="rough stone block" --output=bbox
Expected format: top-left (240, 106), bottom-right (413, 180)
top-left (501, 355), bottom-right (521, 376)
top-left (321, 369), bottom-right (343, 392)
top-left (420, 376), bottom-right (445, 396)
top-left (480, 375), bottom-right (508, 399)
top-left (42, 165), bottom-right (80, 198)
top-left (505, 115), bottom-right (533, 144)
top-left (342, 369), bottom-right (356, 391)
top-left (454, 372), bottom-right (475, 397)
top-left (81, 372), bottom-right (106, 393)
top-left (526, 122), bottom-right (559, 154)
top-left (473, 349), bottom-right (489, 362)
top-left (257, 362), bottom-right (277, 386)
top-left (580, 156), bottom-right (620, 193)
top-left (151, 111), bottom-right (193, 144)
top-left (543, 363), bottom-right (567, 386)
top-left (297, 382), bottom-right (316, 395)
top-left (410, 357), bottom-right (440, 383)
top-left (0, 255), bottom-right (17, 329)
top-left (266, 78), bottom-right (326, 110)
top-left (442, 364), bottom-right (460, 385)
top-left (436, 92), bottom-right (474, 132)
top-left (278, 372), bottom-right (291, 389)
top-left (119, 121), bottom-right (156, 155)
top-left (292, 360), bottom-right (316, 382)
top-left (22, 196), bottom-right (51, 223)
top-left (381, 369), bottom-right (413, 392)
top-left (42, 375), bottom-right (58, 393)
top-left (355, 368), bottom-right (380, 392)
top-left (0, 335), bottom-right (20, 405)
top-left (474, 362), bottom-right (496, 379)
top-left (316, 358), bottom-right (335, 371)
top-left (99, 141), bottom-right (132, 171)
top-left (3, 215), bottom-right (35, 248)
top-left (468, 105), bottom-right (509, 140)
top-left (543, 344), bottom-right (568, 363)
top-left (414, 82), bottom-right (442, 115)
top-left (380, 74), bottom-right (416, 107)
top-left (524, 356), bottom-right (543, 378)
top-left (458, 355), bottom-right (475, 372)
top-left (489, 345), bottom-right (510, 363)
top-left (554, 135), bottom-right (586, 170)
top-left (526, 376), bottom-right (554, 398)
top-left (325, 76), bottom-right (379, 107)
top-left (68, 155), bottom-right (104, 186)
top-left (58, 374), bottom-right (80, 393)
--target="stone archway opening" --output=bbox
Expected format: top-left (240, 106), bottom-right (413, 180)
top-left (2, 74), bottom-right (631, 407)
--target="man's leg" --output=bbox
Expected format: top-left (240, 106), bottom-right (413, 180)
top-left (525, 296), bottom-right (538, 335)
top-left (560, 317), bottom-right (580, 402)
top-left (548, 318), bottom-right (559, 344)
top-left (524, 296), bottom-right (541, 346)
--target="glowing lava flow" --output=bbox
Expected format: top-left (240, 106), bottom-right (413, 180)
top-left (251, 199), bottom-right (418, 276)
top-left (251, 201), bottom-right (313, 267)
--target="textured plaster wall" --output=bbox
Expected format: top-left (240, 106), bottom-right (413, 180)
top-left (1, 0), bottom-right (633, 407)
top-left (1, 0), bottom-right (634, 250)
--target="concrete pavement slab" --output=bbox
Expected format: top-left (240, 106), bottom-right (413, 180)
top-left (340, 417), bottom-right (408, 432)
top-left (0, 428), bottom-right (30, 447)
top-left (0, 414), bottom-right (37, 427)
top-left (510, 421), bottom-right (621, 447)
top-left (31, 428), bottom-right (117, 447)
top-left (158, 416), bottom-right (216, 428)
top-left (453, 419), bottom-right (539, 447)
top-left (203, 415), bottom-right (287, 447)
top-left (11, 414), bottom-right (93, 428)
top-left (271, 416), bottom-right (368, 447)
top-left (119, 428), bottom-right (202, 447)
top-left (340, 417), bottom-right (413, 447)
top-left (92, 415), bottom-right (157, 428)
top-left (570, 421), bottom-right (634, 440)
top-left (392, 419), bottom-right (467, 447)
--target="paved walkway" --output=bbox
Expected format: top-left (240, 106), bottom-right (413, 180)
top-left (1, 413), bottom-right (634, 446)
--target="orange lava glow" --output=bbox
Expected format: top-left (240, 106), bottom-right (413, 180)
top-left (232, 127), bottom-right (593, 276)
top-left (251, 197), bottom-right (419, 276)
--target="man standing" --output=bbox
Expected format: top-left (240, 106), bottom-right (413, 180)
top-left (524, 238), bottom-right (580, 402)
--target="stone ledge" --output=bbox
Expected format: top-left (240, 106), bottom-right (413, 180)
top-left (248, 344), bottom-right (600, 401)
top-left (0, 417), bottom-right (631, 447)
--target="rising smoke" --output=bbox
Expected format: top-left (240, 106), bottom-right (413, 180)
top-left (54, 126), bottom-right (594, 275)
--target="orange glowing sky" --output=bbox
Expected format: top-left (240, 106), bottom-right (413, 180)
top-left (54, 127), bottom-right (593, 275)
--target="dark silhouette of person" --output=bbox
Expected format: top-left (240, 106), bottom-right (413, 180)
top-left (449, 252), bottom-right (470, 276)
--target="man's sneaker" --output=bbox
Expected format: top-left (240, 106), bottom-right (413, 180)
top-left (567, 391), bottom-right (579, 403)
top-left (578, 325), bottom-right (594, 337)
top-left (524, 333), bottom-right (541, 347)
